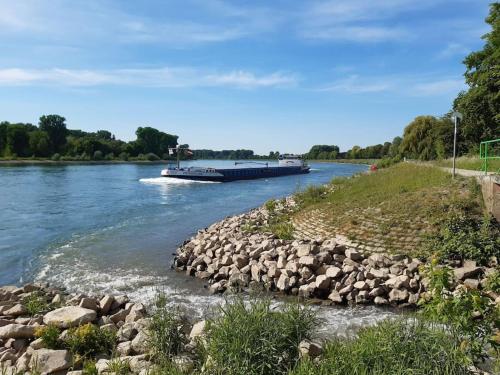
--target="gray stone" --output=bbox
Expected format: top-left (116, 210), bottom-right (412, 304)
top-left (0, 324), bottom-right (36, 339)
top-left (79, 297), bottom-right (98, 311)
top-left (315, 275), bottom-right (331, 290)
top-left (328, 290), bottom-right (343, 303)
top-left (325, 266), bottom-right (343, 279)
top-left (299, 340), bottom-right (323, 358)
top-left (389, 288), bottom-right (409, 302)
top-left (116, 341), bottom-right (133, 356)
top-left (43, 306), bottom-right (97, 328)
top-left (454, 266), bottom-right (482, 281)
top-left (131, 330), bottom-right (149, 354)
top-left (189, 320), bottom-right (206, 340)
top-left (99, 295), bottom-right (114, 315)
top-left (30, 349), bottom-right (72, 374)
top-left (463, 278), bottom-right (480, 289)
top-left (4, 304), bottom-right (27, 317)
top-left (345, 248), bottom-right (363, 261)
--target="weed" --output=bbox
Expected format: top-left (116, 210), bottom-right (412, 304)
top-left (204, 297), bottom-right (317, 375)
top-left (35, 324), bottom-right (62, 350)
top-left (265, 199), bottom-right (277, 212)
top-left (107, 357), bottom-right (131, 375)
top-left (64, 323), bottom-right (115, 358)
top-left (82, 360), bottom-right (99, 375)
top-left (149, 292), bottom-right (187, 362)
top-left (23, 291), bottom-right (50, 316)
top-left (290, 317), bottom-right (472, 375)
top-left (485, 269), bottom-right (500, 294)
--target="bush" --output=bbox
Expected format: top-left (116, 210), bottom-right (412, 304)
top-left (51, 153), bottom-right (61, 161)
top-left (149, 292), bottom-right (187, 361)
top-left (93, 150), bottom-right (103, 160)
top-left (429, 214), bottom-right (500, 265)
top-left (203, 298), bottom-right (317, 375)
top-left (295, 185), bottom-right (329, 206)
top-left (23, 291), bottom-right (50, 316)
top-left (290, 317), bottom-right (472, 375)
top-left (419, 260), bottom-right (499, 363)
top-left (146, 152), bottom-right (160, 161)
top-left (105, 152), bottom-right (114, 160)
top-left (485, 269), bottom-right (500, 294)
top-left (82, 360), bottom-right (98, 375)
top-left (118, 152), bottom-right (129, 161)
top-left (64, 323), bottom-right (115, 358)
top-left (35, 324), bottom-right (62, 350)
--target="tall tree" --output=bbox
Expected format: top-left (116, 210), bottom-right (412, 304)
top-left (6, 124), bottom-right (30, 156)
top-left (29, 130), bottom-right (51, 157)
top-left (453, 3), bottom-right (500, 149)
top-left (39, 115), bottom-right (68, 153)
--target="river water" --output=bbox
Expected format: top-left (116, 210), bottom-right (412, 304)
top-left (0, 160), bottom-right (394, 335)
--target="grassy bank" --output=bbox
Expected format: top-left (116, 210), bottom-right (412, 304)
top-left (306, 159), bottom-right (378, 165)
top-left (432, 157), bottom-right (500, 173)
top-left (290, 162), bottom-right (486, 256)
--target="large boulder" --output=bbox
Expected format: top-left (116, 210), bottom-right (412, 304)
top-left (0, 324), bottom-right (36, 339)
top-left (30, 349), bottom-right (72, 374)
top-left (43, 306), bottom-right (97, 328)
top-left (453, 264), bottom-right (482, 281)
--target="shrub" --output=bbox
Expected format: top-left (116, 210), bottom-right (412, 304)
top-left (146, 152), bottom-right (160, 161)
top-left (64, 323), bottom-right (115, 358)
top-left (265, 199), bottom-right (277, 212)
top-left (82, 360), bottom-right (98, 375)
top-left (93, 150), bottom-right (103, 160)
top-left (485, 269), bottom-right (500, 294)
top-left (203, 298), bottom-right (317, 375)
top-left (429, 214), bottom-right (500, 265)
top-left (295, 185), bottom-right (329, 206)
top-left (290, 317), bottom-right (472, 375)
top-left (104, 152), bottom-right (114, 160)
top-left (51, 153), bottom-right (61, 161)
top-left (35, 324), bottom-right (62, 350)
top-left (269, 221), bottom-right (294, 240)
top-left (106, 358), bottom-right (130, 375)
top-left (23, 291), bottom-right (50, 316)
top-left (149, 292), bottom-right (187, 361)
top-left (419, 260), bottom-right (499, 363)
top-left (118, 152), bottom-right (129, 161)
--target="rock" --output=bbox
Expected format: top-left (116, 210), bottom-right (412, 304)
top-left (315, 275), bottom-right (331, 290)
top-left (4, 304), bottom-right (27, 317)
top-left (298, 256), bottom-right (319, 270)
top-left (296, 244), bottom-right (311, 257)
top-left (110, 309), bottom-right (130, 324)
top-left (43, 306), bottom-right (97, 328)
top-left (345, 248), bottom-right (363, 261)
top-left (325, 266), bottom-right (343, 279)
top-left (233, 255), bottom-right (249, 269)
top-left (299, 340), bottom-right (323, 358)
top-left (369, 287), bottom-right (385, 297)
top-left (15, 352), bottom-right (31, 372)
top-left (389, 288), bottom-right (409, 302)
top-left (385, 275), bottom-right (410, 289)
top-left (79, 297), bottom-right (98, 311)
top-left (189, 320), bottom-right (206, 340)
top-left (30, 337), bottom-right (45, 349)
top-left (0, 324), bottom-right (36, 339)
top-left (328, 290), bottom-right (343, 303)
top-left (131, 330), bottom-right (149, 354)
top-left (117, 323), bottom-right (137, 342)
top-left (463, 278), bottom-right (480, 289)
top-left (355, 290), bottom-right (369, 304)
top-left (367, 254), bottom-right (391, 268)
top-left (453, 265), bottom-right (482, 281)
top-left (116, 341), bottom-right (133, 356)
top-left (277, 274), bottom-right (291, 291)
top-left (99, 295), bottom-right (114, 315)
top-left (367, 268), bottom-right (389, 280)
top-left (52, 294), bottom-right (62, 304)
top-left (172, 355), bottom-right (195, 373)
top-left (339, 284), bottom-right (353, 296)
top-left (30, 349), bottom-right (72, 374)
top-left (374, 296), bottom-right (388, 305)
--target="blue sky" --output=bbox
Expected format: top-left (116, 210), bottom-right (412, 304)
top-left (0, 0), bottom-right (492, 154)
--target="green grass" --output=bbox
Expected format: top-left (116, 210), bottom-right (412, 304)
top-left (293, 163), bottom-right (484, 256)
top-left (290, 317), bottom-right (472, 375)
top-left (23, 291), bottom-right (51, 316)
top-left (203, 298), bottom-right (317, 375)
top-left (432, 156), bottom-right (500, 173)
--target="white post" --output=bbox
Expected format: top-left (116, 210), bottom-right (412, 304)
top-left (452, 116), bottom-right (457, 178)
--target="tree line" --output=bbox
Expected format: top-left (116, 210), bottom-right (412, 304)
top-left (0, 115), bottom-right (179, 161)
top-left (192, 149), bottom-right (279, 160)
top-left (306, 3), bottom-right (499, 162)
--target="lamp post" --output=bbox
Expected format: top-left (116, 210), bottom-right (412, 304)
top-left (451, 111), bottom-right (462, 178)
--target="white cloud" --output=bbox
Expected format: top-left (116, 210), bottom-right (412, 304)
top-left (0, 67), bottom-right (297, 89)
top-left (302, 26), bottom-right (407, 42)
top-left (319, 74), bottom-right (465, 96)
top-left (436, 43), bottom-right (470, 59)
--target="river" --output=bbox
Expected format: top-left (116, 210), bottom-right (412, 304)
top-left (0, 160), bottom-right (394, 336)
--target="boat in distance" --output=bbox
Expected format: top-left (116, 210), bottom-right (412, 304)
top-left (161, 154), bottom-right (310, 182)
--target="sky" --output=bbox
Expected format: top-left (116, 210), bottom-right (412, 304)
top-left (0, 0), bottom-right (493, 154)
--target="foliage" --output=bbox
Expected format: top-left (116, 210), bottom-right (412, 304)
top-left (106, 357), bottom-right (130, 375)
top-left (145, 152), bottom-right (160, 161)
top-left (453, 3), bottom-right (500, 150)
top-left (264, 199), bottom-right (277, 212)
top-left (82, 360), bottom-right (99, 375)
top-left (39, 114), bottom-right (68, 153)
top-left (419, 260), bottom-right (500, 363)
top-left (35, 324), bottom-right (62, 350)
top-left (400, 116), bottom-right (454, 160)
top-left (64, 323), bottom-right (115, 358)
top-left (93, 150), bottom-right (103, 160)
top-left (203, 297), bottom-right (317, 375)
top-left (304, 145), bottom-right (340, 160)
top-left (23, 291), bottom-right (50, 316)
top-left (428, 214), bottom-right (500, 266)
top-left (290, 317), bottom-right (472, 375)
top-left (29, 130), bottom-right (51, 157)
top-left (135, 126), bottom-right (178, 157)
top-left (149, 292), bottom-right (187, 361)
top-left (485, 269), bottom-right (500, 294)
top-left (51, 153), bottom-right (61, 161)
top-left (295, 185), bottom-right (329, 206)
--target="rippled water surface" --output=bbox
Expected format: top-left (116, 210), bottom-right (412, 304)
top-left (0, 160), bottom-right (394, 334)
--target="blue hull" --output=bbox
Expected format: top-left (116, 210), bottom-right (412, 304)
top-left (166, 166), bottom-right (310, 182)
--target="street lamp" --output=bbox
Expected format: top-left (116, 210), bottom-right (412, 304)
top-left (451, 111), bottom-right (463, 178)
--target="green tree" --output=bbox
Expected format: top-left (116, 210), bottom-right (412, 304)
top-left (135, 127), bottom-right (178, 156)
top-left (29, 130), bottom-right (51, 157)
top-left (389, 136), bottom-right (402, 157)
top-left (0, 122), bottom-right (8, 156)
top-left (6, 124), bottom-right (30, 156)
top-left (453, 3), bottom-right (500, 149)
top-left (39, 115), bottom-right (68, 153)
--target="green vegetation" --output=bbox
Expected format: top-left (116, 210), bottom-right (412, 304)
top-left (262, 199), bottom-right (296, 240)
top-left (427, 214), bottom-right (500, 265)
top-left (419, 260), bottom-right (500, 365)
top-left (485, 269), bottom-right (500, 294)
top-left (290, 318), bottom-right (472, 375)
top-left (0, 116), bottom-right (179, 161)
top-left (22, 291), bottom-right (51, 316)
top-left (293, 163), bottom-right (485, 255)
top-left (149, 292), bottom-right (187, 361)
top-left (433, 156), bottom-right (500, 173)
top-left (203, 298), bottom-right (317, 375)
top-left (35, 323), bottom-right (115, 361)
